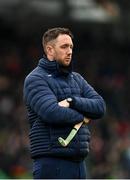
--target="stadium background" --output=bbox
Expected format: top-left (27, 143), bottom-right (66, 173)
top-left (0, 0), bottom-right (130, 178)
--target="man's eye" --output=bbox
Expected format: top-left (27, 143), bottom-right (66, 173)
top-left (61, 45), bottom-right (67, 48)
top-left (61, 45), bottom-right (73, 49)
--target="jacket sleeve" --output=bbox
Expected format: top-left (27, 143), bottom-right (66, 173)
top-left (23, 75), bottom-right (84, 125)
top-left (71, 73), bottom-right (106, 119)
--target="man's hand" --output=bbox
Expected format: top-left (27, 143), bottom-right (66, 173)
top-left (58, 99), bottom-right (69, 108)
top-left (83, 117), bottom-right (90, 124)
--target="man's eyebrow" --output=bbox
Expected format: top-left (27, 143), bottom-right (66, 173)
top-left (61, 43), bottom-right (73, 47)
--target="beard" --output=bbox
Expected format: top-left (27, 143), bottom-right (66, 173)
top-left (56, 57), bottom-right (72, 67)
top-left (56, 59), bottom-right (72, 75)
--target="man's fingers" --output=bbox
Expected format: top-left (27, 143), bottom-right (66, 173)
top-left (58, 99), bottom-right (69, 107)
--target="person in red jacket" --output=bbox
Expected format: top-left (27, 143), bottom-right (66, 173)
top-left (23, 27), bottom-right (106, 179)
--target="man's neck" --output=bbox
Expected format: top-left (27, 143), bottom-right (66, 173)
top-left (47, 55), bottom-right (54, 61)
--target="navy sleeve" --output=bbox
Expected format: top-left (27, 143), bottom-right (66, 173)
top-left (71, 73), bottom-right (106, 119)
top-left (23, 75), bottom-right (84, 125)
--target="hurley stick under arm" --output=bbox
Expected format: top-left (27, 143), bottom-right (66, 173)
top-left (58, 118), bottom-right (90, 147)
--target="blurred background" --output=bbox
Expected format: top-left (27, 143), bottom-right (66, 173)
top-left (0, 0), bottom-right (130, 178)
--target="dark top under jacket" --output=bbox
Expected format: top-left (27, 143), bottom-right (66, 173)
top-left (23, 57), bottom-right (106, 161)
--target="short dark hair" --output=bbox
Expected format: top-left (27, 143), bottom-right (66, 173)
top-left (42, 27), bottom-right (73, 52)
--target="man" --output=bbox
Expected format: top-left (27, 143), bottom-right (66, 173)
top-left (23, 27), bottom-right (106, 179)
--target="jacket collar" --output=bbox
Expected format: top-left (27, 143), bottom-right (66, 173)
top-left (38, 56), bottom-right (72, 76)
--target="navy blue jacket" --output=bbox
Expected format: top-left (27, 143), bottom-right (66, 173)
top-left (23, 57), bottom-right (106, 161)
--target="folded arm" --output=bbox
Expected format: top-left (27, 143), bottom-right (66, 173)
top-left (23, 75), bottom-right (84, 125)
top-left (58, 99), bottom-right (90, 123)
top-left (69, 73), bottom-right (106, 119)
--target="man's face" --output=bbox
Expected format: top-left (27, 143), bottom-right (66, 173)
top-left (51, 34), bottom-right (73, 66)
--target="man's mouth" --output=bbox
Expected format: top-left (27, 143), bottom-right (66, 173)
top-left (65, 57), bottom-right (71, 60)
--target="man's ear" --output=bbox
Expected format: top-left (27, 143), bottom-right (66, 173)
top-left (46, 45), bottom-right (54, 56)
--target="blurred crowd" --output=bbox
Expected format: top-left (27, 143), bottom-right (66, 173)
top-left (0, 27), bottom-right (130, 179)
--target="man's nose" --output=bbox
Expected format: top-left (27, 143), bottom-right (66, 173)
top-left (67, 47), bottom-right (72, 54)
